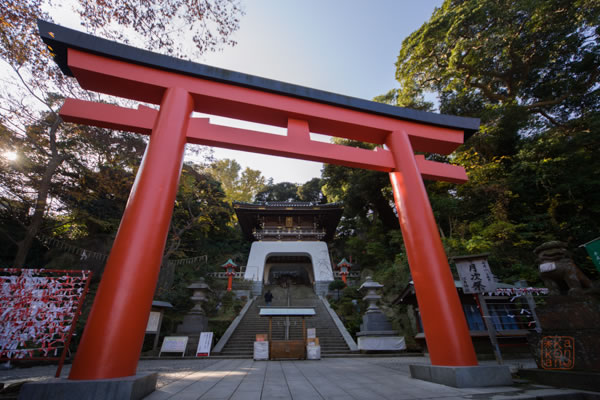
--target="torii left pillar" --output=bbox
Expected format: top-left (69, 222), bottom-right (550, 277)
top-left (69, 87), bottom-right (193, 379)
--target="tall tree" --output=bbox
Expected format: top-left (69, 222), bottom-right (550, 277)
top-left (255, 181), bottom-right (300, 202)
top-left (383, 0), bottom-right (600, 280)
top-left (0, 0), bottom-right (244, 266)
top-left (322, 140), bottom-right (398, 231)
top-left (394, 0), bottom-right (599, 157)
top-left (297, 177), bottom-right (328, 203)
top-left (156, 162), bottom-right (233, 294)
top-left (209, 158), bottom-right (266, 203)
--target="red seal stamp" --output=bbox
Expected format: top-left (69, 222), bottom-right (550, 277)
top-left (541, 336), bottom-right (575, 370)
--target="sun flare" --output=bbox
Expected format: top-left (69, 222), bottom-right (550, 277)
top-left (3, 151), bottom-right (17, 161)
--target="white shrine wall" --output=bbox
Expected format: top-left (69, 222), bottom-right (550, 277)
top-left (243, 241), bottom-right (334, 296)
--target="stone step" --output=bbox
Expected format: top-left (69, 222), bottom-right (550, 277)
top-left (219, 286), bottom-right (352, 357)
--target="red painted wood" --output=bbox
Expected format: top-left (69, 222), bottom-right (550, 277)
top-left (66, 49), bottom-right (464, 154)
top-left (387, 130), bottom-right (478, 366)
top-left (60, 98), bottom-right (467, 183)
top-left (68, 87), bottom-right (194, 380)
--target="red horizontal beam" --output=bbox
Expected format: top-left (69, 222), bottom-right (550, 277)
top-left (60, 99), bottom-right (155, 135)
top-left (67, 49), bottom-right (465, 155)
top-left (60, 98), bottom-right (467, 183)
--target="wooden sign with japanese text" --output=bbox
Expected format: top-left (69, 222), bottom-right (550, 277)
top-left (159, 336), bottom-right (188, 357)
top-left (196, 332), bottom-right (213, 357)
top-left (145, 311), bottom-right (161, 333)
top-left (455, 257), bottom-right (497, 294)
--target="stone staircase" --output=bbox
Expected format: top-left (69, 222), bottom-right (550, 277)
top-left (217, 285), bottom-right (353, 357)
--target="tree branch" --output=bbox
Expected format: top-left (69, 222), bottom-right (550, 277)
top-left (11, 66), bottom-right (56, 116)
top-left (534, 108), bottom-right (560, 126)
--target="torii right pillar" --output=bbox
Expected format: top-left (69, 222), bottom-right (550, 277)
top-left (387, 130), bottom-right (512, 387)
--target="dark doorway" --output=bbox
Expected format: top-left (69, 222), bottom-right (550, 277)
top-left (266, 255), bottom-right (312, 287)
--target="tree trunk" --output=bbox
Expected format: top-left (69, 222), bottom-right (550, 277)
top-left (155, 258), bottom-right (175, 298)
top-left (13, 155), bottom-right (65, 268)
top-left (373, 193), bottom-right (400, 230)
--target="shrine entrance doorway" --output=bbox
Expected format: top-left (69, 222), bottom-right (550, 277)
top-left (265, 255), bottom-right (313, 287)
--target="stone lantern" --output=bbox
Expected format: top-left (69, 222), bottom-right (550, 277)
top-left (356, 276), bottom-right (405, 351)
top-left (176, 278), bottom-right (212, 355)
top-left (222, 259), bottom-right (238, 292)
top-left (336, 258), bottom-right (352, 284)
top-left (188, 279), bottom-right (211, 315)
top-left (360, 276), bottom-right (383, 313)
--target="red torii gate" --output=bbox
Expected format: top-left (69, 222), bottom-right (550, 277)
top-left (39, 21), bottom-right (479, 380)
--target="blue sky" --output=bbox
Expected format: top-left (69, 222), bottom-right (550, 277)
top-left (199, 0), bottom-right (443, 184)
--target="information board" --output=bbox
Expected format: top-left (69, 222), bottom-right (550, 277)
top-left (146, 311), bottom-right (161, 333)
top-left (196, 332), bottom-right (213, 357)
top-left (159, 336), bottom-right (188, 357)
top-left (455, 257), bottom-right (497, 294)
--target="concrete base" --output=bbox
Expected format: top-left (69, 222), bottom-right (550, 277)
top-left (409, 364), bottom-right (512, 388)
top-left (357, 335), bottom-right (406, 351)
top-left (176, 313), bottom-right (208, 335)
top-left (314, 281), bottom-right (332, 297)
top-left (19, 373), bottom-right (157, 400)
top-left (518, 368), bottom-right (600, 392)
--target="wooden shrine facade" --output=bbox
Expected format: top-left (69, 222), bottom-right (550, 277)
top-left (234, 201), bottom-right (342, 242)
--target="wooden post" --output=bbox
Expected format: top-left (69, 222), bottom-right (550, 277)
top-left (152, 311), bottom-right (164, 351)
top-left (475, 294), bottom-right (503, 364)
top-left (268, 316), bottom-right (272, 360)
top-left (525, 293), bottom-right (542, 333)
top-left (302, 317), bottom-right (306, 359)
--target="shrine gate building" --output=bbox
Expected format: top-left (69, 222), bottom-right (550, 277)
top-left (234, 201), bottom-right (343, 296)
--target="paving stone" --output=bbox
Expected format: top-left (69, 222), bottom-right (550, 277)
top-left (1, 357), bottom-right (595, 399)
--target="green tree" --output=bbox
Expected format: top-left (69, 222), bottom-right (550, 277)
top-left (156, 163), bottom-right (234, 294)
top-left (297, 177), bottom-right (327, 203)
top-left (322, 140), bottom-right (398, 231)
top-left (209, 159), bottom-right (266, 203)
top-left (395, 0), bottom-right (599, 132)
top-left (328, 279), bottom-right (346, 300)
top-left (385, 0), bottom-right (600, 281)
top-left (0, 0), bottom-right (244, 266)
top-left (255, 181), bottom-right (300, 202)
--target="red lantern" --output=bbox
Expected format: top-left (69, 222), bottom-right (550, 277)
top-left (336, 258), bottom-right (352, 284)
top-left (221, 259), bottom-right (238, 291)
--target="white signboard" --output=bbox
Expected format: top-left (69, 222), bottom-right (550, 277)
top-left (146, 311), bottom-right (161, 333)
top-left (254, 341), bottom-right (269, 360)
top-left (307, 328), bottom-right (316, 339)
top-left (456, 258), bottom-right (497, 294)
top-left (306, 344), bottom-right (321, 360)
top-left (159, 336), bottom-right (188, 357)
top-left (196, 332), bottom-right (213, 357)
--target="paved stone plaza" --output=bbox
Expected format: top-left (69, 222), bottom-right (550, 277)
top-left (2, 356), bottom-right (598, 399)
